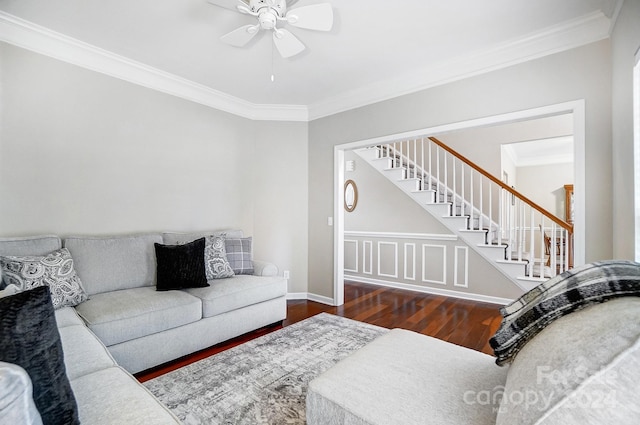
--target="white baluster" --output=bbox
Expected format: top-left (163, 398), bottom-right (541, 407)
top-left (413, 139), bottom-right (418, 179)
top-left (479, 178), bottom-right (483, 231)
top-left (436, 146), bottom-right (441, 201)
top-left (498, 188), bottom-right (503, 246)
top-left (461, 166), bottom-right (465, 216)
top-left (488, 184), bottom-right (492, 244)
top-left (421, 138), bottom-right (425, 190)
top-left (444, 152), bottom-right (448, 205)
top-left (453, 158), bottom-right (457, 216)
top-left (540, 217), bottom-right (546, 278)
top-left (469, 171), bottom-right (474, 229)
top-left (428, 142), bottom-right (432, 194)
top-left (529, 209), bottom-right (535, 278)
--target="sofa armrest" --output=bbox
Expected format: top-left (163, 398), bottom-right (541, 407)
top-left (252, 260), bottom-right (278, 277)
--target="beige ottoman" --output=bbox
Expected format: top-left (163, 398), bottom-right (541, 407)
top-left (306, 328), bottom-right (507, 425)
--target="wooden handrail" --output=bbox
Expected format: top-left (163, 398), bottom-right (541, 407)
top-left (427, 137), bottom-right (573, 233)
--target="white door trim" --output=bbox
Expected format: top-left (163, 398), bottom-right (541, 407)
top-left (333, 100), bottom-right (586, 306)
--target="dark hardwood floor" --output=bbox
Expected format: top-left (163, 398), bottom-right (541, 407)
top-left (136, 281), bottom-right (503, 383)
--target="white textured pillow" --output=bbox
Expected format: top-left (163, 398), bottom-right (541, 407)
top-left (496, 298), bottom-right (640, 425)
top-left (0, 248), bottom-right (88, 309)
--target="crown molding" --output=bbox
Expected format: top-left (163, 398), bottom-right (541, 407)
top-left (0, 10), bottom-right (610, 123)
top-left (307, 11), bottom-right (612, 120)
top-left (0, 11), bottom-right (308, 122)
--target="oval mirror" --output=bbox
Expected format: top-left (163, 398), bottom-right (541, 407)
top-left (344, 180), bottom-right (358, 212)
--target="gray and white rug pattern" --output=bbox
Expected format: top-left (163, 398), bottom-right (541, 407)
top-left (144, 313), bottom-right (388, 425)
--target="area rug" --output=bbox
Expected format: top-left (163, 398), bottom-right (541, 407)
top-left (144, 313), bottom-right (388, 424)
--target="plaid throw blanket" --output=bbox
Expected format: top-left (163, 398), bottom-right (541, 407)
top-left (489, 260), bottom-right (640, 366)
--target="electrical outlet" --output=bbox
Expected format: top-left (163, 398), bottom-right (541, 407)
top-left (283, 270), bottom-right (290, 279)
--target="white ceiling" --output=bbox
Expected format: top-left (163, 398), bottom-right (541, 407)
top-left (0, 0), bottom-right (621, 120)
top-left (503, 136), bottom-right (574, 167)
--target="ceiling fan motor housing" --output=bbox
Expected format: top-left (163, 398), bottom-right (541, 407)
top-left (250, 0), bottom-right (288, 28)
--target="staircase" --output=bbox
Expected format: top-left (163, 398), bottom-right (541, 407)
top-left (354, 137), bottom-right (574, 292)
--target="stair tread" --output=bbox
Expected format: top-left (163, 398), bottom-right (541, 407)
top-left (496, 259), bottom-right (528, 265)
top-left (478, 243), bottom-right (508, 248)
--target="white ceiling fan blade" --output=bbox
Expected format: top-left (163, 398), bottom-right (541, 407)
top-left (286, 3), bottom-right (333, 31)
top-left (221, 25), bottom-right (260, 47)
top-left (273, 29), bottom-right (305, 58)
top-left (207, 0), bottom-right (249, 13)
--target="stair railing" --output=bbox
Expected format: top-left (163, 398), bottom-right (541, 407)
top-left (376, 136), bottom-right (574, 279)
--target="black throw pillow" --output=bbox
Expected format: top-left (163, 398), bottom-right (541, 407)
top-left (154, 237), bottom-right (209, 291)
top-left (0, 286), bottom-right (80, 425)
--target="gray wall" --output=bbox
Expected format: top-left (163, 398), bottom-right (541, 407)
top-left (611, 0), bottom-right (640, 260)
top-left (310, 40), bottom-right (612, 299)
top-left (437, 114), bottom-right (573, 177)
top-left (343, 150), bottom-right (520, 300)
top-left (0, 42), bottom-right (310, 292)
top-left (516, 162), bottom-right (574, 219)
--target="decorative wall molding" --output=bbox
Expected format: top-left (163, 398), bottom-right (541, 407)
top-left (344, 239), bottom-right (358, 273)
top-left (309, 11), bottom-right (611, 120)
top-left (0, 10), bottom-right (609, 122)
top-left (421, 244), bottom-right (447, 285)
top-left (403, 243), bottom-right (416, 281)
top-left (287, 292), bottom-right (336, 306)
top-left (0, 11), bottom-right (308, 122)
top-left (377, 241), bottom-right (398, 278)
top-left (454, 246), bottom-right (469, 288)
top-left (344, 275), bottom-right (513, 306)
top-left (362, 240), bottom-right (373, 275)
top-left (345, 231), bottom-right (457, 241)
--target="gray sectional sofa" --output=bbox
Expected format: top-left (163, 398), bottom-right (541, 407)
top-left (0, 230), bottom-right (287, 424)
top-left (307, 264), bottom-right (640, 425)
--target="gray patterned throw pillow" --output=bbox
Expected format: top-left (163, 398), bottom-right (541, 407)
top-left (205, 236), bottom-right (235, 279)
top-left (0, 248), bottom-right (89, 309)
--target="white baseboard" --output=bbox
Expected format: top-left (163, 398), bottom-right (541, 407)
top-left (286, 292), bottom-right (336, 306)
top-left (344, 275), bottom-right (513, 305)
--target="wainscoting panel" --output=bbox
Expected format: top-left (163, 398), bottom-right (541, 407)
top-left (344, 239), bottom-right (358, 273)
top-left (343, 231), bottom-right (516, 305)
top-left (404, 243), bottom-right (416, 280)
top-left (362, 241), bottom-right (373, 275)
top-left (421, 244), bottom-right (446, 285)
top-left (377, 241), bottom-right (398, 278)
top-left (454, 246), bottom-right (469, 288)
top-left (344, 231), bottom-right (502, 301)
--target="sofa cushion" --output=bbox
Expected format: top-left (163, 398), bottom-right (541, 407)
top-left (0, 286), bottom-right (79, 425)
top-left (70, 367), bottom-right (180, 424)
top-left (0, 248), bottom-right (89, 309)
top-left (496, 298), bottom-right (640, 425)
top-left (186, 274), bottom-right (287, 318)
top-left (307, 328), bottom-right (508, 425)
top-left (0, 235), bottom-right (62, 257)
top-left (58, 325), bottom-right (116, 381)
top-left (64, 234), bottom-right (162, 295)
top-left (154, 238), bottom-right (209, 291)
top-left (0, 362), bottom-right (43, 425)
top-left (225, 237), bottom-right (254, 275)
top-left (54, 306), bottom-right (85, 328)
top-left (74, 287), bottom-right (202, 346)
top-left (161, 229), bottom-right (244, 245)
top-left (0, 236), bottom-right (62, 289)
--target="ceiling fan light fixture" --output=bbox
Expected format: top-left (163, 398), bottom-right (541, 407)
top-left (258, 11), bottom-right (277, 29)
top-left (209, 0), bottom-right (333, 58)
top-left (236, 4), bottom-right (253, 14)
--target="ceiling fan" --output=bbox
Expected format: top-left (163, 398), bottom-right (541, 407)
top-left (207, 0), bottom-right (333, 58)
